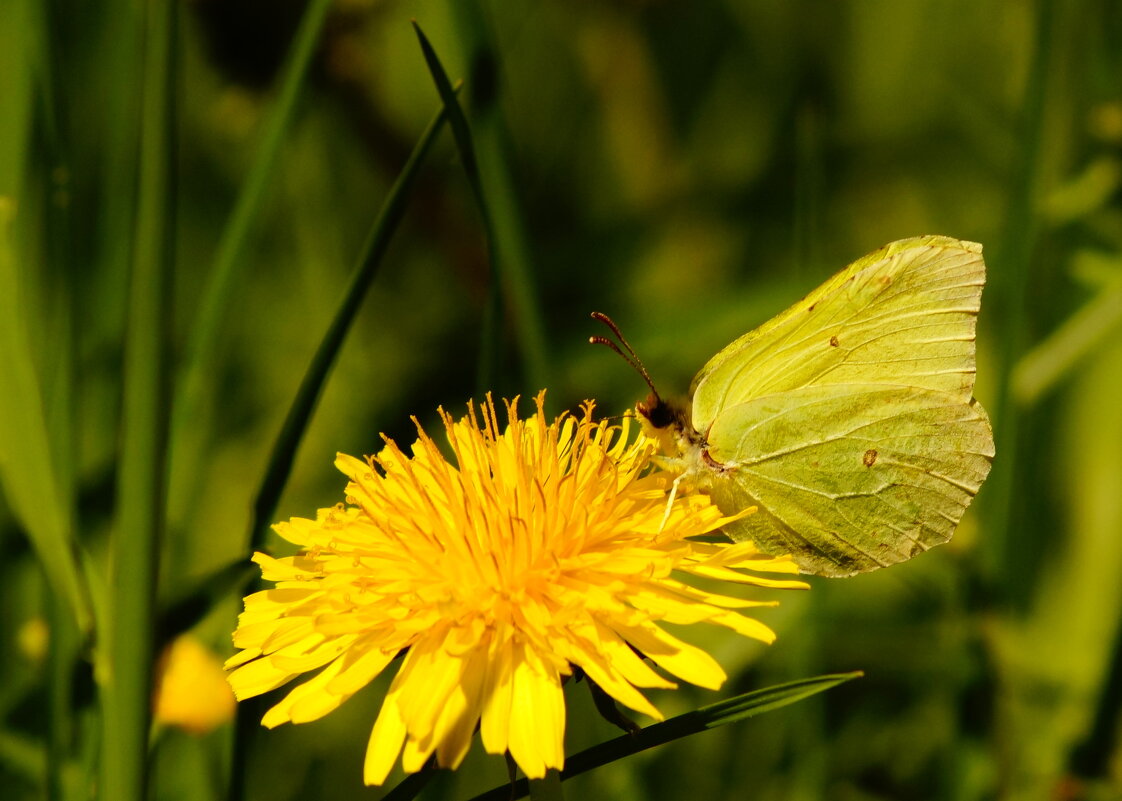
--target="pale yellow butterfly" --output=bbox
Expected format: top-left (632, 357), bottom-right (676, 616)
top-left (594, 236), bottom-right (995, 577)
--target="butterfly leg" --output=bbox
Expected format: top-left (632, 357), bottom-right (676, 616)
top-left (658, 473), bottom-right (685, 533)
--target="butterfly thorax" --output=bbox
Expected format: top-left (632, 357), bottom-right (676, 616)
top-left (636, 393), bottom-right (721, 482)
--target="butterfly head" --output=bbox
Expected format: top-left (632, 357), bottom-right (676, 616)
top-left (637, 392), bottom-right (703, 456)
top-left (636, 392), bottom-right (675, 429)
top-left (589, 312), bottom-right (706, 461)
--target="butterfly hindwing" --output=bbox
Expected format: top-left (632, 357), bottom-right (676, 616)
top-left (702, 384), bottom-right (994, 576)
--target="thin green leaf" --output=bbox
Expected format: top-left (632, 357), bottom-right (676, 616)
top-left (687, 671), bottom-right (861, 727)
top-left (980, 0), bottom-right (1055, 598)
top-left (100, 1), bottom-right (176, 799)
top-left (412, 21), bottom-right (485, 211)
top-left (0, 0), bottom-right (91, 638)
top-left (34, 3), bottom-right (85, 795)
top-left (169, 0), bottom-right (333, 525)
top-left (0, 206), bottom-right (91, 636)
top-left (0, 0), bottom-right (33, 195)
top-left (467, 672), bottom-right (862, 801)
top-left (228, 102), bottom-right (453, 801)
top-left (0, 729), bottom-right (45, 786)
top-left (381, 763), bottom-right (438, 801)
top-left (528, 771), bottom-right (564, 801)
top-left (1012, 262), bottom-right (1122, 406)
top-left (444, 4), bottom-right (549, 394)
top-left (247, 98), bottom-right (454, 552)
top-left (411, 20), bottom-right (500, 392)
top-left (411, 21), bottom-right (548, 394)
top-left (157, 559), bottom-right (257, 647)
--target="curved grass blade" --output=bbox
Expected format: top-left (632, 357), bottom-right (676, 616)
top-left (381, 763), bottom-right (438, 801)
top-left (228, 102), bottom-right (454, 801)
top-left (528, 772), bottom-right (564, 801)
top-left (246, 98), bottom-right (454, 552)
top-left (0, 730), bottom-right (44, 787)
top-left (981, 0), bottom-right (1055, 599)
top-left (467, 672), bottom-right (862, 801)
top-left (1012, 265), bottom-right (1122, 405)
top-left (0, 205), bottom-right (92, 638)
top-left (157, 559), bottom-right (258, 647)
top-left (0, 5), bottom-right (92, 638)
top-left (169, 0), bottom-right (333, 525)
top-left (411, 21), bottom-right (548, 394)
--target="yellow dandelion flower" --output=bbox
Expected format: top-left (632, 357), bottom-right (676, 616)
top-left (226, 393), bottom-right (806, 785)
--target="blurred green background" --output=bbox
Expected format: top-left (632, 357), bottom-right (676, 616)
top-left (3, 0), bottom-right (1122, 799)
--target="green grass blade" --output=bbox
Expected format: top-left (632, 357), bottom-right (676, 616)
top-left (980, 0), bottom-right (1055, 603)
top-left (246, 99), bottom-right (453, 552)
top-left (0, 0), bottom-right (33, 196)
top-left (100, 0), bottom-right (176, 798)
top-left (412, 22), bottom-right (485, 209)
top-left (1011, 267), bottom-right (1122, 406)
top-left (412, 21), bottom-right (548, 394)
top-left (411, 20), bottom-right (501, 392)
top-left (34, 4), bottom-right (85, 796)
top-left (467, 672), bottom-right (862, 801)
top-left (0, 209), bottom-right (92, 636)
top-left (227, 101), bottom-right (453, 801)
top-left (158, 559), bottom-right (257, 647)
top-left (0, 0), bottom-right (91, 639)
top-left (457, 1), bottom-right (552, 391)
top-left (0, 729), bottom-right (45, 787)
top-left (684, 671), bottom-right (861, 727)
top-left (527, 772), bottom-right (564, 801)
top-left (381, 765), bottom-right (438, 801)
top-left (169, 0), bottom-right (333, 524)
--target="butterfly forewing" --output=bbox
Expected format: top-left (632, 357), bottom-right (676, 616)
top-left (690, 237), bottom-right (984, 434)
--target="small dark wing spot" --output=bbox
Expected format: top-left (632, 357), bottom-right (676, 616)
top-left (863, 449), bottom-right (878, 467)
top-left (829, 335), bottom-right (840, 347)
top-left (807, 303), bottom-right (816, 312)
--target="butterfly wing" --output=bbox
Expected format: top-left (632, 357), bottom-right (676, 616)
top-left (702, 384), bottom-right (994, 576)
top-left (688, 237), bottom-right (993, 575)
top-left (691, 236), bottom-right (985, 433)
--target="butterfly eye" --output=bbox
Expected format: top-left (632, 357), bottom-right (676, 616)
top-left (638, 394), bottom-right (676, 430)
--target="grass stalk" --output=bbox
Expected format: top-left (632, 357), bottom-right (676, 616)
top-left (527, 771), bottom-right (564, 801)
top-left (100, 0), bottom-right (176, 798)
top-left (34, 2), bottom-right (84, 793)
top-left (413, 18), bottom-right (549, 396)
top-left (246, 98), bottom-right (454, 552)
top-left (228, 100), bottom-right (453, 801)
top-left (168, 0), bottom-right (333, 526)
top-left (0, 0), bottom-right (91, 639)
top-left (981, 0), bottom-right (1055, 604)
top-left (467, 673), bottom-right (861, 801)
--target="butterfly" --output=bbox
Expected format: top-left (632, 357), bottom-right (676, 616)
top-left (593, 236), bottom-right (995, 577)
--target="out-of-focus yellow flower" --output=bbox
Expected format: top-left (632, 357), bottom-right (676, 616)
top-left (227, 393), bottom-right (805, 784)
top-left (154, 635), bottom-right (236, 735)
top-left (17, 617), bottom-right (48, 664)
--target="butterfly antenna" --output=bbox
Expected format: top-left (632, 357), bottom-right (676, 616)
top-left (589, 312), bottom-right (660, 399)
